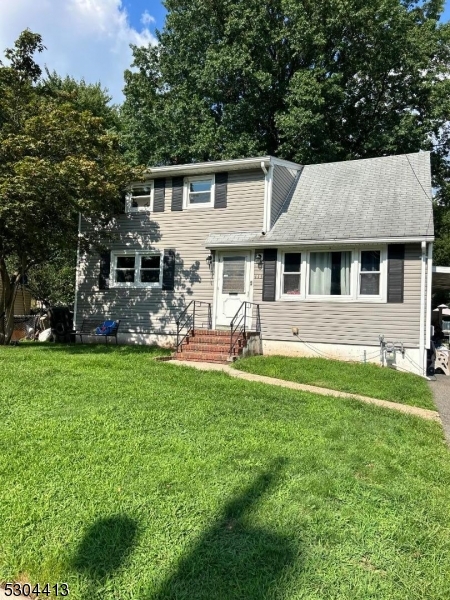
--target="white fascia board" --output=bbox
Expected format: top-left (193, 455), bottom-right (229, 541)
top-left (206, 236), bottom-right (434, 249)
top-left (145, 156), bottom-right (271, 177)
top-left (269, 157), bottom-right (303, 170)
top-left (433, 266), bottom-right (450, 273)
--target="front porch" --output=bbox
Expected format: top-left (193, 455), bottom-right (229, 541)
top-left (174, 300), bottom-right (262, 363)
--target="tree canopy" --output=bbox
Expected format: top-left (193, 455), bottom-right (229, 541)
top-left (0, 31), bottom-right (134, 342)
top-left (121, 0), bottom-right (450, 263)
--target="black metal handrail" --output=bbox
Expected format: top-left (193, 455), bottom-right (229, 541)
top-left (229, 301), bottom-right (261, 357)
top-left (176, 300), bottom-right (212, 351)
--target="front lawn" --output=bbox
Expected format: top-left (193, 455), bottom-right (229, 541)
top-left (234, 355), bottom-right (435, 410)
top-left (0, 345), bottom-right (449, 599)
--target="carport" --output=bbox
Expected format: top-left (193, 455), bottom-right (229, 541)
top-left (432, 266), bottom-right (450, 334)
top-left (433, 266), bottom-right (450, 297)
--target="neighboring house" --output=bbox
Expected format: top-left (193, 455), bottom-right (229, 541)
top-left (75, 152), bottom-right (434, 375)
top-left (0, 282), bottom-right (32, 315)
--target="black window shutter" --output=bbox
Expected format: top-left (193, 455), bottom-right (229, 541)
top-left (153, 178), bottom-right (165, 212)
top-left (387, 244), bottom-right (405, 303)
top-left (99, 252), bottom-right (111, 290)
top-left (162, 249), bottom-right (176, 290)
top-left (262, 248), bottom-right (278, 301)
top-left (171, 177), bottom-right (184, 211)
top-left (214, 172), bottom-right (228, 208)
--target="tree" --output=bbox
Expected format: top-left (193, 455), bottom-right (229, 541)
top-left (121, 0), bottom-right (450, 265)
top-left (26, 247), bottom-right (78, 307)
top-left (40, 70), bottom-right (121, 131)
top-left (0, 31), bottom-right (134, 343)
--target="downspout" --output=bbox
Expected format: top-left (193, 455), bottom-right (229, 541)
top-left (425, 242), bottom-right (433, 352)
top-left (73, 212), bottom-right (82, 330)
top-left (419, 241), bottom-right (426, 375)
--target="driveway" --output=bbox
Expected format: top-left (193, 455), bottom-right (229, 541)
top-left (429, 374), bottom-right (450, 443)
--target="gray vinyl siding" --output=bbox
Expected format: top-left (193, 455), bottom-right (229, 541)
top-left (270, 165), bottom-right (298, 229)
top-left (253, 244), bottom-right (423, 348)
top-left (76, 169), bottom-right (265, 332)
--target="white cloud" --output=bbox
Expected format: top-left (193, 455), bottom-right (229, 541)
top-left (0, 0), bottom-right (157, 103)
top-left (141, 10), bottom-right (156, 26)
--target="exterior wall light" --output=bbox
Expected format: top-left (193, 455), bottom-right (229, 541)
top-left (255, 253), bottom-right (263, 268)
top-left (206, 253), bottom-right (214, 268)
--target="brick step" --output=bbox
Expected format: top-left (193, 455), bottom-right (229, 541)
top-left (190, 329), bottom-right (233, 338)
top-left (187, 336), bottom-right (242, 346)
top-left (175, 350), bottom-right (233, 363)
top-left (182, 342), bottom-right (237, 353)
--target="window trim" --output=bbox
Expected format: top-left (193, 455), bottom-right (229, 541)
top-left (276, 246), bottom-right (388, 303)
top-left (183, 174), bottom-right (215, 209)
top-left (126, 182), bottom-right (154, 213)
top-left (278, 251), bottom-right (305, 300)
top-left (110, 250), bottom-right (163, 288)
top-left (356, 247), bottom-right (387, 302)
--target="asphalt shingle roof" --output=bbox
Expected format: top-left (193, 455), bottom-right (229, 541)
top-left (205, 152), bottom-right (434, 248)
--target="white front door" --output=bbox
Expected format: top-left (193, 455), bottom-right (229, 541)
top-left (215, 251), bottom-right (252, 327)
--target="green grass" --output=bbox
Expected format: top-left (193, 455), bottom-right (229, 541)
top-left (0, 344), bottom-right (449, 600)
top-left (233, 355), bottom-right (435, 410)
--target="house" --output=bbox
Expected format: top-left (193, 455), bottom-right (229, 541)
top-left (74, 152), bottom-right (435, 375)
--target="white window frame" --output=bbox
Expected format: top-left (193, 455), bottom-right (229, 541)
top-left (278, 251), bottom-right (306, 300)
top-left (276, 246), bottom-right (388, 303)
top-left (126, 182), bottom-right (154, 213)
top-left (183, 174), bottom-right (215, 209)
top-left (356, 247), bottom-right (387, 302)
top-left (110, 250), bottom-right (162, 288)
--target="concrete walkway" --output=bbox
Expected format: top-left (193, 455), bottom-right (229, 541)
top-left (170, 360), bottom-right (441, 422)
top-left (429, 375), bottom-right (450, 442)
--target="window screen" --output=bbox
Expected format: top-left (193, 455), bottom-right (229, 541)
top-left (283, 253), bottom-right (301, 295)
top-left (188, 179), bottom-right (212, 204)
top-left (360, 250), bottom-right (380, 295)
top-left (222, 256), bottom-right (246, 293)
top-left (115, 256), bottom-right (135, 283)
top-left (140, 255), bottom-right (161, 283)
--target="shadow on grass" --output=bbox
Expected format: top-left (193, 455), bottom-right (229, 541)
top-left (148, 458), bottom-right (298, 600)
top-left (72, 515), bottom-right (139, 595)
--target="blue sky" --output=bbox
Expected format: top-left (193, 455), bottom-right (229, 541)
top-left (125, 0), bottom-right (166, 32)
top-left (125, 0), bottom-right (450, 30)
top-left (0, 0), bottom-right (449, 103)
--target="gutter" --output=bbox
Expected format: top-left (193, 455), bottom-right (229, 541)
top-left (206, 236), bottom-right (435, 249)
top-left (145, 156), bottom-right (272, 177)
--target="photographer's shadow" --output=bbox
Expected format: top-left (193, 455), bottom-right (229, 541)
top-left (149, 458), bottom-right (298, 600)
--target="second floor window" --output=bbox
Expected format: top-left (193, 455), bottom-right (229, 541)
top-left (184, 175), bottom-right (215, 208)
top-left (127, 183), bottom-right (153, 212)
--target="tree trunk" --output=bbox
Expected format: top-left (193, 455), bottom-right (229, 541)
top-left (0, 258), bottom-right (17, 345)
